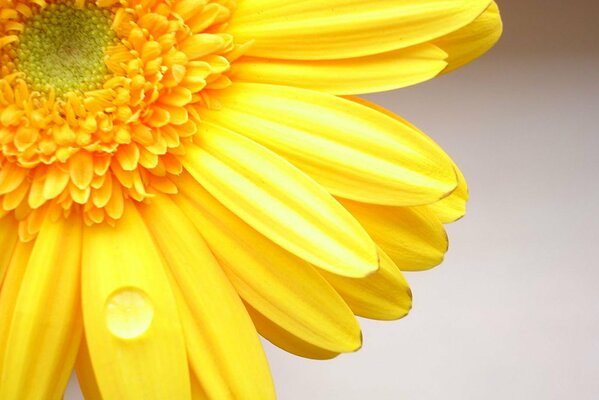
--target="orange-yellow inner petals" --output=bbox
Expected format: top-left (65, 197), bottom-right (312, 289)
top-left (0, 0), bottom-right (242, 239)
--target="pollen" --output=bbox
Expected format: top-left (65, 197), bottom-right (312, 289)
top-left (16, 2), bottom-right (115, 95)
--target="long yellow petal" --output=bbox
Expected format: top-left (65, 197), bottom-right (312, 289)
top-left (190, 371), bottom-right (209, 400)
top-left (81, 203), bottom-right (190, 400)
top-left (232, 44), bottom-right (447, 95)
top-left (341, 199), bottom-right (447, 271)
top-left (175, 174), bottom-right (362, 353)
top-left (182, 123), bottom-right (378, 277)
top-left (75, 338), bottom-right (103, 400)
top-left (434, 2), bottom-right (503, 73)
top-left (0, 216), bottom-right (18, 288)
top-left (344, 95), bottom-right (469, 222)
top-left (174, 290), bottom-right (274, 400)
top-left (320, 249), bottom-right (412, 320)
top-left (423, 165), bottom-right (469, 223)
top-left (229, 0), bottom-right (492, 60)
top-left (245, 302), bottom-right (340, 360)
top-left (0, 241), bottom-right (33, 378)
top-left (204, 83), bottom-right (457, 206)
top-left (0, 213), bottom-right (82, 400)
top-left (140, 195), bottom-right (275, 400)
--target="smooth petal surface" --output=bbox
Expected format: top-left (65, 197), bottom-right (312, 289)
top-left (182, 122), bottom-right (378, 277)
top-left (204, 83), bottom-right (457, 206)
top-left (228, 0), bottom-right (492, 60)
top-left (0, 242), bottom-right (33, 382)
top-left (140, 195), bottom-right (275, 400)
top-left (341, 199), bottom-right (448, 271)
top-left (81, 203), bottom-right (190, 400)
top-left (424, 165), bottom-right (469, 223)
top-left (245, 302), bottom-right (340, 360)
top-left (435, 2), bottom-right (502, 73)
top-left (345, 95), bottom-right (469, 223)
top-left (173, 292), bottom-right (274, 400)
top-left (190, 372), bottom-right (209, 400)
top-left (320, 249), bottom-right (412, 320)
top-left (232, 44), bottom-right (447, 95)
top-left (75, 338), bottom-right (103, 400)
top-left (0, 214), bottom-right (82, 400)
top-left (0, 216), bottom-right (18, 288)
top-left (175, 173), bottom-right (362, 353)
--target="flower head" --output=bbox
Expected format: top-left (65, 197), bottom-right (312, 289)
top-left (0, 0), bottom-right (501, 398)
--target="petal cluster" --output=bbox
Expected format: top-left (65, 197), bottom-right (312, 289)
top-left (0, 0), bottom-right (244, 237)
top-left (0, 0), bottom-right (502, 398)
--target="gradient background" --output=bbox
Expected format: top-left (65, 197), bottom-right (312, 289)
top-left (66, 0), bottom-right (599, 398)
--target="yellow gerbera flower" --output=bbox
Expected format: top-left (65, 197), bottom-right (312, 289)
top-left (0, 0), bottom-right (502, 398)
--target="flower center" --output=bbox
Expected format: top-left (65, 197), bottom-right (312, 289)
top-left (0, 0), bottom-right (244, 239)
top-left (16, 2), bottom-right (115, 95)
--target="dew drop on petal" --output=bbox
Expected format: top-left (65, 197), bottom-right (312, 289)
top-left (105, 288), bottom-right (154, 340)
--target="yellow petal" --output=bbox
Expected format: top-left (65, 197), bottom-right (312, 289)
top-left (245, 302), bottom-right (340, 360)
top-left (204, 83), bottom-right (456, 206)
top-left (0, 241), bottom-right (33, 377)
top-left (0, 216), bottom-right (18, 288)
top-left (190, 371), bottom-right (209, 400)
top-left (175, 174), bottom-right (362, 353)
top-left (341, 199), bottom-right (447, 271)
top-left (320, 249), bottom-right (412, 320)
top-left (182, 123), bottom-right (378, 278)
top-left (0, 163), bottom-right (28, 195)
top-left (43, 165), bottom-right (71, 200)
top-left (423, 164), bottom-right (469, 223)
top-left (81, 202), bottom-right (190, 400)
top-left (232, 44), bottom-right (447, 95)
top-left (344, 95), bottom-right (469, 222)
top-left (69, 151), bottom-right (94, 190)
top-left (175, 291), bottom-right (274, 400)
top-left (180, 34), bottom-right (226, 60)
top-left (228, 0), bottom-right (491, 60)
top-left (0, 213), bottom-right (82, 400)
top-left (139, 195), bottom-right (275, 400)
top-left (75, 338), bottom-right (103, 400)
top-left (434, 2), bottom-right (503, 73)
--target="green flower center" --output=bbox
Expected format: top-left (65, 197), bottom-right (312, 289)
top-left (16, 2), bottom-right (115, 94)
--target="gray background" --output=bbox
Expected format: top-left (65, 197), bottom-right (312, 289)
top-left (66, 0), bottom-right (599, 398)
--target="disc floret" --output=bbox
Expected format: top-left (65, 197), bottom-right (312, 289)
top-left (16, 1), bottom-right (116, 95)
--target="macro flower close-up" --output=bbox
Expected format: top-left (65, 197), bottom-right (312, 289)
top-left (0, 0), bottom-right (502, 398)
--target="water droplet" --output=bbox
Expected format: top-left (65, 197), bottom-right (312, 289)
top-left (105, 288), bottom-right (154, 340)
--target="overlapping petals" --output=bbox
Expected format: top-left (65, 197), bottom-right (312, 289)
top-left (0, 0), bottom-right (501, 398)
